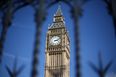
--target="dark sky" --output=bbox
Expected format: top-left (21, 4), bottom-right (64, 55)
top-left (0, 0), bottom-right (116, 77)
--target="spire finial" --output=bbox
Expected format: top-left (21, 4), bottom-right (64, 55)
top-left (58, 1), bottom-right (61, 8)
top-left (54, 2), bottom-right (62, 16)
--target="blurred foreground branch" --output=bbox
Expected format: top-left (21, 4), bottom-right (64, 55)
top-left (6, 57), bottom-right (25, 77)
top-left (103, 0), bottom-right (116, 36)
top-left (89, 52), bottom-right (113, 77)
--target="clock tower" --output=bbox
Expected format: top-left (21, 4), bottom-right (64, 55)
top-left (44, 5), bottom-right (70, 77)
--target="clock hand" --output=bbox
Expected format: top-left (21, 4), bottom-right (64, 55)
top-left (54, 39), bottom-right (58, 41)
top-left (54, 38), bottom-right (60, 41)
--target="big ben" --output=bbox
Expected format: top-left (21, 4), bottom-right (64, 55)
top-left (44, 5), bottom-right (70, 77)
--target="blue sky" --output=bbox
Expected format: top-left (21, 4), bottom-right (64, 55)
top-left (0, 0), bottom-right (116, 77)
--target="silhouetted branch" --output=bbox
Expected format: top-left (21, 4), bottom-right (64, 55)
top-left (89, 62), bottom-right (100, 74)
top-left (17, 65), bottom-right (25, 76)
top-left (0, 0), bottom-right (34, 11)
top-left (13, 0), bottom-right (35, 14)
top-left (103, 0), bottom-right (112, 15)
top-left (103, 0), bottom-right (116, 36)
top-left (47, 0), bottom-right (60, 9)
top-left (69, 0), bottom-right (89, 77)
top-left (0, 0), bottom-right (36, 63)
top-left (0, 0), bottom-right (13, 63)
top-left (31, 0), bottom-right (46, 77)
top-left (5, 57), bottom-right (25, 77)
top-left (104, 61), bottom-right (113, 74)
top-left (13, 3), bottom-right (29, 14)
top-left (89, 52), bottom-right (113, 77)
top-left (0, 0), bottom-right (8, 10)
top-left (98, 52), bottom-right (103, 70)
top-left (6, 65), bottom-right (13, 76)
top-left (62, 0), bottom-right (73, 9)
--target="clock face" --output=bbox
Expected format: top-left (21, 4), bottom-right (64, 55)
top-left (50, 36), bottom-right (61, 45)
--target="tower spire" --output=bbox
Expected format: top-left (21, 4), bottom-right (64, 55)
top-left (48, 3), bottom-right (65, 29)
top-left (54, 2), bottom-right (63, 16)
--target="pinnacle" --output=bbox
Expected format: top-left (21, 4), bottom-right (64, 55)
top-left (55, 4), bottom-right (63, 16)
